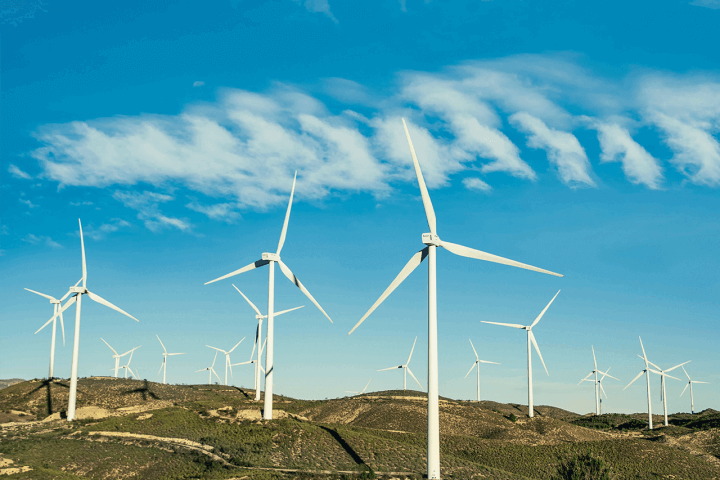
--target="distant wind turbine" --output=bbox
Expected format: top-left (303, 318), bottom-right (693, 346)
top-left (346, 379), bottom-right (372, 395)
top-left (206, 338), bottom-right (245, 386)
top-left (644, 355), bottom-right (688, 426)
top-left (156, 335), bottom-right (185, 384)
top-left (231, 284), bottom-right (303, 401)
top-left (197, 351), bottom-right (221, 385)
top-left (26, 282), bottom-right (80, 378)
top-left (680, 366), bottom-right (708, 415)
top-left (578, 346), bottom-right (618, 415)
top-left (464, 339), bottom-right (500, 402)
top-left (46, 219), bottom-right (139, 421)
top-left (348, 119), bottom-right (562, 480)
top-left (377, 337), bottom-right (423, 391)
top-left (205, 172), bottom-right (333, 420)
top-left (118, 346), bottom-right (141, 379)
top-left (624, 337), bottom-right (657, 429)
top-left (101, 338), bottom-right (138, 378)
top-left (482, 290), bottom-right (559, 418)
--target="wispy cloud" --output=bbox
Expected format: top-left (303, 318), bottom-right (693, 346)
top-left (112, 191), bottom-right (191, 232)
top-left (193, 81), bottom-right (205, 87)
top-left (186, 201), bottom-right (240, 222)
top-left (82, 219), bottom-right (132, 240)
top-left (70, 200), bottom-right (94, 206)
top-left (23, 234), bottom-right (61, 248)
top-left (690, 0), bottom-right (720, 9)
top-left (292, 0), bottom-right (338, 23)
top-left (19, 198), bottom-right (38, 208)
top-left (462, 177), bottom-right (492, 192)
top-left (8, 164), bottom-right (32, 179)
top-left (593, 121), bottom-right (663, 189)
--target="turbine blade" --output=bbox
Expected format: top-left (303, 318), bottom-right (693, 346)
top-left (35, 295), bottom-right (77, 334)
top-left (377, 366), bottom-right (402, 371)
top-left (274, 305), bottom-right (304, 316)
top-left (156, 334), bottom-right (167, 353)
top-left (211, 351), bottom-right (218, 368)
top-left (212, 368), bottom-right (221, 382)
top-left (480, 321), bottom-right (525, 329)
top-left (578, 372), bottom-right (594, 385)
top-left (592, 345), bottom-right (597, 370)
top-left (363, 379), bottom-right (371, 393)
top-left (664, 373), bottom-right (680, 381)
top-left (249, 334), bottom-right (257, 361)
top-left (205, 259), bottom-right (269, 285)
top-left (639, 337), bottom-right (648, 366)
top-left (624, 371), bottom-right (645, 390)
top-left (206, 346), bottom-right (225, 353)
top-left (681, 365), bottom-right (691, 381)
top-left (530, 290), bottom-right (561, 328)
top-left (406, 336), bottom-right (417, 365)
top-left (680, 382), bottom-right (689, 397)
top-left (101, 337), bottom-right (119, 355)
top-left (469, 339), bottom-right (479, 360)
top-left (59, 279), bottom-right (83, 302)
top-left (441, 241), bottom-right (563, 278)
top-left (195, 369), bottom-right (206, 373)
top-left (59, 309), bottom-right (65, 346)
top-left (599, 383), bottom-right (608, 399)
top-left (228, 337), bottom-right (245, 353)
top-left (277, 259), bottom-right (332, 323)
top-left (158, 360), bottom-right (165, 376)
top-left (167, 353), bottom-right (185, 356)
top-left (232, 284), bottom-right (262, 316)
top-left (693, 381), bottom-right (709, 384)
top-left (228, 357), bottom-right (233, 378)
top-left (645, 359), bottom-right (662, 371)
top-left (402, 118), bottom-right (436, 235)
top-left (349, 247), bottom-right (429, 335)
top-left (406, 366), bottom-right (424, 391)
top-left (86, 291), bottom-right (138, 322)
top-left (276, 171), bottom-right (297, 255)
top-left (79, 219), bottom-right (87, 288)
top-left (529, 331), bottom-right (549, 376)
top-left (479, 360), bottom-right (500, 365)
top-left (464, 362), bottom-right (477, 379)
top-left (24, 288), bottom-right (55, 301)
top-left (665, 361), bottom-right (691, 373)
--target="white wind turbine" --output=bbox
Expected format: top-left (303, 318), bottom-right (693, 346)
top-left (644, 356), bottom-right (688, 427)
top-left (624, 337), bottom-right (658, 429)
top-left (46, 219), bottom-right (139, 421)
top-left (377, 336), bottom-right (424, 391)
top-left (680, 366), bottom-right (708, 415)
top-left (197, 351), bottom-right (221, 385)
top-left (346, 379), bottom-right (372, 396)
top-left (231, 284), bottom-right (303, 401)
top-left (481, 290), bottom-right (560, 418)
top-left (578, 346), bottom-right (619, 415)
top-left (205, 172), bottom-right (333, 420)
top-left (464, 339), bottom-right (500, 402)
top-left (101, 338), bottom-right (139, 378)
top-left (206, 338), bottom-right (245, 386)
top-left (26, 282), bottom-right (80, 378)
top-left (156, 335), bottom-right (185, 385)
top-left (348, 119), bottom-right (562, 480)
top-left (118, 346), bottom-right (141, 379)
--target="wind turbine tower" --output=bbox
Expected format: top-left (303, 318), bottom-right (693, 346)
top-left (206, 338), bottom-right (245, 386)
top-left (377, 336), bottom-right (423, 391)
top-left (624, 337), bottom-right (656, 429)
top-left (156, 335), bottom-right (185, 384)
top-left (464, 339), bottom-right (500, 402)
top-left (348, 119), bottom-right (562, 480)
top-left (681, 366), bottom-right (708, 415)
top-left (578, 346), bottom-right (618, 415)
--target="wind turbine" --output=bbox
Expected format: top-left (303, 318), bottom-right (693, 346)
top-left (46, 219), bottom-right (139, 421)
top-left (464, 339), bottom-right (500, 402)
top-left (347, 119), bottom-right (562, 480)
top-left (205, 172), bottom-right (333, 420)
top-left (206, 338), bottom-right (245, 386)
top-left (101, 338), bottom-right (138, 378)
top-left (156, 335), bottom-right (185, 384)
top-left (26, 282), bottom-right (79, 378)
top-left (197, 351), bottom-right (221, 385)
top-left (578, 346), bottom-right (618, 415)
top-left (377, 336), bottom-right (423, 391)
top-left (624, 337), bottom-right (657, 429)
top-left (644, 356), bottom-right (688, 427)
top-left (680, 366), bottom-right (708, 415)
top-left (231, 284), bottom-right (303, 401)
top-left (118, 346), bottom-right (141, 379)
top-left (481, 290), bottom-right (559, 418)
top-left (346, 379), bottom-right (372, 396)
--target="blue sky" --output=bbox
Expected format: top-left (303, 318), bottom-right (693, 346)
top-left (2, 0), bottom-right (719, 415)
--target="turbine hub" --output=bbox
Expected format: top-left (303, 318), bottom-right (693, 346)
top-left (50, 299), bottom-right (61, 304)
top-left (262, 252), bottom-right (280, 262)
top-left (255, 314), bottom-right (265, 320)
top-left (69, 286), bottom-right (88, 294)
top-left (422, 233), bottom-right (441, 246)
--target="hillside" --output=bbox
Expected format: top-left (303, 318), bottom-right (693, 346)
top-left (0, 379), bottom-right (24, 390)
top-left (1, 378), bottom-right (719, 479)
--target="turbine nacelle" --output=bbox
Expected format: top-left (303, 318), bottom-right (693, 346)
top-left (422, 233), bottom-right (442, 247)
top-left (262, 252), bottom-right (280, 262)
top-left (69, 286), bottom-right (88, 294)
top-left (50, 299), bottom-right (61, 305)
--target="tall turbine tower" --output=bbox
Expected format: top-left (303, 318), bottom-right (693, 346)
top-left (48, 220), bottom-right (139, 421)
top-left (232, 338), bottom-right (267, 393)
top-left (464, 339), bottom-right (500, 402)
top-left (624, 337), bottom-right (656, 429)
top-left (205, 173), bottom-right (333, 420)
top-left (680, 366), bottom-right (708, 414)
top-left (578, 346), bottom-right (618, 415)
top-left (156, 335), bottom-right (185, 384)
top-left (348, 119), bottom-right (562, 480)
top-left (27, 283), bottom-right (79, 378)
top-left (377, 336), bottom-right (423, 391)
top-left (232, 284), bottom-right (303, 401)
top-left (644, 356), bottom-right (688, 426)
top-left (481, 290), bottom-right (559, 418)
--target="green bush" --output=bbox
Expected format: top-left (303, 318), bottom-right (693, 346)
top-left (553, 453), bottom-right (613, 480)
top-left (508, 413), bottom-right (517, 422)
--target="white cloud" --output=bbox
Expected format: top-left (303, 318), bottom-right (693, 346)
top-left (193, 81), bottom-right (205, 87)
top-left (462, 177), bottom-right (492, 192)
top-left (594, 122), bottom-right (663, 189)
top-left (112, 191), bottom-right (191, 232)
top-left (23, 234), bottom-right (61, 248)
top-left (690, 0), bottom-right (720, 9)
top-left (510, 112), bottom-right (595, 187)
top-left (19, 198), bottom-right (38, 208)
top-left (83, 219), bottom-right (132, 240)
top-left (70, 200), bottom-right (94, 206)
top-left (292, 0), bottom-right (338, 23)
top-left (8, 164), bottom-right (32, 179)
top-left (186, 201), bottom-right (240, 222)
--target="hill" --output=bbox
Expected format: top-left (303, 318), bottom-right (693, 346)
top-left (1, 378), bottom-right (719, 479)
top-left (0, 379), bottom-right (24, 390)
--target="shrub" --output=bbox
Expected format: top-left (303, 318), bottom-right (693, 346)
top-left (508, 413), bottom-right (517, 422)
top-left (553, 453), bottom-right (613, 480)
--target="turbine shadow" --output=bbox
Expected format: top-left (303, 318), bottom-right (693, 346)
top-left (319, 426), bottom-right (372, 473)
top-left (230, 386), bottom-right (251, 398)
top-left (28, 378), bottom-right (70, 416)
top-left (121, 379), bottom-right (159, 401)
